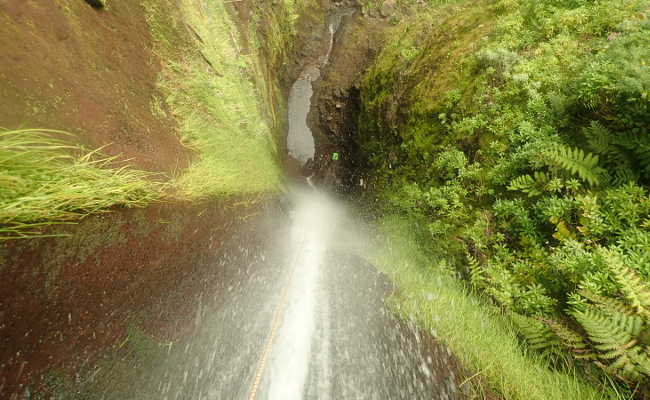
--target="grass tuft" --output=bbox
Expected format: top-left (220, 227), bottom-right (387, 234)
top-left (0, 129), bottom-right (161, 239)
top-left (366, 215), bottom-right (625, 400)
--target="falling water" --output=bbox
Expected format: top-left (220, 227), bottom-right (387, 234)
top-left (51, 6), bottom-right (467, 400)
top-left (286, 7), bottom-right (354, 165)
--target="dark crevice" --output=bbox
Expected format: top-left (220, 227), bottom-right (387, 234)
top-left (84, 0), bottom-right (106, 10)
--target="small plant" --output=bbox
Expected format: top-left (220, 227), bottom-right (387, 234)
top-left (0, 129), bottom-right (160, 240)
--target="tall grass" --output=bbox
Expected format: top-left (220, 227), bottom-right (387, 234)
top-left (144, 0), bottom-right (281, 198)
top-left (0, 129), bottom-right (161, 239)
top-left (366, 215), bottom-right (626, 400)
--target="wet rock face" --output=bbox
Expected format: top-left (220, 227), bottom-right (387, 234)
top-left (310, 85), bottom-right (363, 190)
top-left (307, 12), bottom-right (388, 193)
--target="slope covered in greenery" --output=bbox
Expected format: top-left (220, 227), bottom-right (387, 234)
top-left (359, 0), bottom-right (650, 395)
top-left (1, 0), bottom-right (320, 239)
top-left (144, 0), bottom-right (317, 198)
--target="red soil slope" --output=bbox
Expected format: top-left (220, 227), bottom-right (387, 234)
top-left (0, 198), bottom-right (270, 398)
top-left (0, 0), bottom-right (190, 173)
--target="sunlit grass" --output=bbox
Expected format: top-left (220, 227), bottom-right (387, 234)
top-left (367, 215), bottom-right (626, 400)
top-left (0, 129), bottom-right (161, 239)
top-left (145, 0), bottom-right (281, 198)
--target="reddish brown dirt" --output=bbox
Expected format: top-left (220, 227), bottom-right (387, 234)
top-left (0, 197), bottom-right (269, 399)
top-left (0, 0), bottom-right (190, 173)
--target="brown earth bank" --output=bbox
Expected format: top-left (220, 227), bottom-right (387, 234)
top-left (307, 8), bottom-right (389, 191)
top-left (0, 197), bottom-right (274, 398)
top-left (0, 0), bottom-right (190, 173)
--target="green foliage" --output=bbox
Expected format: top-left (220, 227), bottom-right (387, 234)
top-left (573, 309), bottom-right (649, 380)
top-left (511, 313), bottom-right (559, 351)
top-left (545, 318), bottom-right (592, 357)
top-left (604, 250), bottom-right (650, 318)
top-left (144, 0), bottom-right (281, 198)
top-left (546, 145), bottom-right (602, 186)
top-left (0, 129), bottom-right (160, 240)
top-left (509, 253), bottom-right (650, 383)
top-left (369, 216), bottom-right (614, 400)
top-left (359, 0), bottom-right (650, 393)
top-left (508, 172), bottom-right (550, 197)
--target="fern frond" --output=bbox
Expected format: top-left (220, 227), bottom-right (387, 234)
top-left (573, 308), bottom-right (641, 352)
top-left (511, 313), bottom-right (559, 351)
top-left (602, 249), bottom-right (650, 317)
top-left (547, 145), bottom-right (602, 186)
top-left (508, 174), bottom-right (539, 196)
top-left (544, 319), bottom-right (593, 356)
top-left (584, 121), bottom-right (612, 156)
top-left (636, 348), bottom-right (650, 376)
top-left (632, 142), bottom-right (650, 179)
top-left (606, 343), bottom-right (650, 380)
top-left (579, 290), bottom-right (635, 317)
top-left (508, 172), bottom-right (550, 197)
top-left (610, 167), bottom-right (638, 186)
top-left (467, 253), bottom-right (484, 288)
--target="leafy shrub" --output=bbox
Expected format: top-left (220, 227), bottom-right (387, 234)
top-left (359, 0), bottom-right (650, 394)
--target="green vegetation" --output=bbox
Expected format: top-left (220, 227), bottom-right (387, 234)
top-left (1, 0), bottom-right (315, 238)
top-left (144, 0), bottom-right (281, 198)
top-left (247, 0), bottom-right (320, 128)
top-left (0, 129), bottom-right (160, 239)
top-left (359, 0), bottom-right (650, 395)
top-left (369, 216), bottom-right (620, 400)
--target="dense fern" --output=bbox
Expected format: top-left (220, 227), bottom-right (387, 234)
top-left (583, 121), bottom-right (613, 157)
top-left (580, 290), bottom-right (635, 317)
top-left (565, 252), bottom-right (650, 382)
top-left (359, 0), bottom-right (650, 392)
top-left (582, 121), bottom-right (650, 184)
top-left (632, 141), bottom-right (650, 179)
top-left (572, 308), bottom-right (648, 380)
top-left (544, 319), bottom-right (593, 359)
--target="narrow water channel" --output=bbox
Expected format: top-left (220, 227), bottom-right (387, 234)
top-left (286, 7), bottom-right (354, 166)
